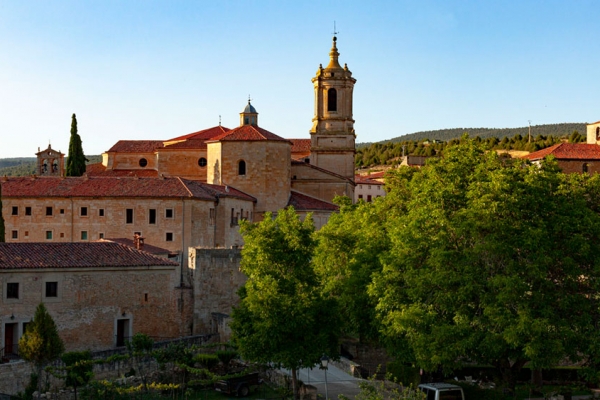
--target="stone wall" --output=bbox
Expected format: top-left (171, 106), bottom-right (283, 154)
top-left (557, 159), bottom-right (600, 174)
top-left (189, 248), bottom-right (245, 335)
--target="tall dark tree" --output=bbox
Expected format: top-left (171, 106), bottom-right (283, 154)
top-left (0, 183), bottom-right (5, 242)
top-left (66, 113), bottom-right (87, 176)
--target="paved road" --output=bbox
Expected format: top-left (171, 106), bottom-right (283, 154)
top-left (281, 364), bottom-right (362, 400)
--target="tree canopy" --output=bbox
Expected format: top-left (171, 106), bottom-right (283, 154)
top-left (230, 207), bottom-right (341, 399)
top-left (66, 113), bottom-right (87, 176)
top-left (365, 138), bottom-right (600, 389)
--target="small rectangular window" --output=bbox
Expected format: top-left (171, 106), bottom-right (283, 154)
top-left (59, 232), bottom-right (64, 238)
top-left (209, 208), bottom-right (215, 225)
top-left (59, 209), bottom-right (64, 214)
top-left (99, 232), bottom-right (104, 239)
top-left (99, 209), bottom-right (105, 217)
top-left (149, 209), bottom-right (157, 224)
top-left (80, 207), bottom-right (88, 216)
top-left (11, 230), bottom-right (18, 239)
top-left (358, 195), bottom-right (363, 199)
top-left (165, 209), bottom-right (174, 219)
top-left (367, 195), bottom-right (372, 202)
top-left (24, 231), bottom-right (29, 238)
top-left (230, 208), bottom-right (237, 226)
top-left (11, 206), bottom-right (18, 216)
top-left (81, 231), bottom-right (88, 240)
top-left (46, 231), bottom-right (53, 240)
top-left (46, 206), bottom-right (53, 216)
top-left (7, 283), bottom-right (19, 299)
top-left (166, 232), bottom-right (173, 242)
top-left (45, 282), bottom-right (58, 298)
top-left (126, 209), bottom-right (134, 224)
top-left (25, 207), bottom-right (32, 215)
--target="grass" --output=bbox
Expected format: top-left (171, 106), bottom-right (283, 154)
top-left (189, 384), bottom-right (284, 400)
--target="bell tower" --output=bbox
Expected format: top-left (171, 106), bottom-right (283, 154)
top-left (310, 36), bottom-right (356, 180)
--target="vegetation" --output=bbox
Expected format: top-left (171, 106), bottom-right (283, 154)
top-left (66, 113), bottom-right (87, 176)
top-left (61, 351), bottom-right (93, 400)
top-left (230, 207), bottom-right (341, 400)
top-left (0, 155), bottom-right (101, 177)
top-left (19, 303), bottom-right (65, 399)
top-left (356, 128), bottom-right (586, 168)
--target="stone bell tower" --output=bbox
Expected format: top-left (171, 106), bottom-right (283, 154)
top-left (36, 144), bottom-right (64, 177)
top-left (310, 36), bottom-right (356, 180)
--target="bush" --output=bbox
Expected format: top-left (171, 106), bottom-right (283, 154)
top-left (216, 350), bottom-right (238, 365)
top-left (386, 362), bottom-right (421, 387)
top-left (454, 382), bottom-right (507, 400)
top-left (194, 354), bottom-right (219, 370)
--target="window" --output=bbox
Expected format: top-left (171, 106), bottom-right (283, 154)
top-left (165, 209), bottom-right (174, 219)
top-left (149, 209), bottom-right (156, 224)
top-left (80, 207), bottom-right (88, 216)
top-left (583, 163), bottom-right (589, 173)
top-left (231, 208), bottom-right (238, 226)
top-left (59, 209), bottom-right (64, 214)
top-left (126, 209), bottom-right (134, 224)
top-left (46, 206), bottom-right (53, 216)
top-left (139, 158), bottom-right (148, 167)
top-left (99, 232), bottom-right (104, 239)
top-left (7, 283), bottom-right (19, 299)
top-left (24, 231), bottom-right (29, 238)
top-left (99, 208), bottom-right (105, 217)
top-left (60, 232), bottom-right (64, 238)
top-left (198, 157), bottom-right (207, 167)
top-left (81, 231), bottom-right (88, 240)
top-left (209, 208), bottom-right (215, 225)
top-left (46, 231), bottom-right (53, 240)
top-left (367, 195), bottom-right (372, 202)
top-left (165, 232), bottom-right (173, 242)
top-left (238, 160), bottom-right (246, 176)
top-left (45, 282), bottom-right (58, 298)
top-left (596, 127), bottom-right (600, 140)
top-left (11, 230), bottom-right (18, 239)
top-left (25, 207), bottom-right (31, 216)
top-left (327, 88), bottom-right (337, 112)
top-left (358, 195), bottom-right (363, 200)
top-left (11, 206), bottom-right (18, 216)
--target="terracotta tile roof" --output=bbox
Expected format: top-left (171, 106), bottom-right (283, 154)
top-left (207, 125), bottom-right (289, 142)
top-left (0, 242), bottom-right (178, 269)
top-left (166, 126), bottom-right (230, 142)
top-left (355, 175), bottom-right (384, 185)
top-left (107, 140), bottom-right (164, 153)
top-left (98, 238), bottom-right (174, 255)
top-left (287, 191), bottom-right (339, 212)
top-left (522, 143), bottom-right (600, 161)
top-left (290, 139), bottom-right (312, 153)
top-left (291, 161), bottom-right (355, 184)
top-left (86, 163), bottom-right (159, 177)
top-left (181, 179), bottom-right (257, 202)
top-left (1, 176), bottom-right (213, 200)
top-left (161, 139), bottom-right (208, 150)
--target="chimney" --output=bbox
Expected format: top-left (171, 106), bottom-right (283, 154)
top-left (133, 234), bottom-right (144, 250)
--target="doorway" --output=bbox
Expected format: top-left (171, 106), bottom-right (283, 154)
top-left (4, 323), bottom-right (18, 356)
top-left (116, 318), bottom-right (130, 347)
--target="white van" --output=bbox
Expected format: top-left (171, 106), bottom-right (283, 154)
top-left (417, 383), bottom-right (465, 400)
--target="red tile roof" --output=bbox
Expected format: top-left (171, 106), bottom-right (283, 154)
top-left (522, 143), bottom-right (600, 161)
top-left (161, 139), bottom-right (209, 150)
top-left (98, 238), bottom-right (174, 255)
top-left (86, 163), bottom-right (159, 177)
top-left (107, 140), bottom-right (165, 153)
top-left (0, 176), bottom-right (254, 202)
top-left (0, 242), bottom-right (178, 269)
top-left (287, 191), bottom-right (339, 212)
top-left (166, 126), bottom-right (230, 142)
top-left (290, 139), bottom-right (312, 153)
top-left (354, 175), bottom-right (384, 185)
top-left (207, 125), bottom-right (289, 142)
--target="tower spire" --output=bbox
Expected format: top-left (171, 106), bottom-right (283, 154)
top-left (327, 36), bottom-right (342, 70)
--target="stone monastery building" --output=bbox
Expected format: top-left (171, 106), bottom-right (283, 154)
top-left (0, 37), bottom-right (357, 367)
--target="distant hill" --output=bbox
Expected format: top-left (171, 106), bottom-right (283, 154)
top-left (358, 123), bottom-right (586, 147)
top-left (0, 155), bottom-right (102, 177)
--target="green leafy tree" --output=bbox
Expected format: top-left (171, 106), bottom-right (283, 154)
top-left (230, 207), bottom-right (341, 400)
top-left (19, 303), bottom-right (65, 398)
top-left (371, 138), bottom-right (600, 391)
top-left (61, 351), bottom-right (93, 400)
top-left (126, 333), bottom-right (154, 391)
top-left (66, 113), bottom-right (87, 176)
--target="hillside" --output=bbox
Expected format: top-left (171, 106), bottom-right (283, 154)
top-left (0, 155), bottom-right (102, 177)
top-left (358, 123), bottom-right (586, 147)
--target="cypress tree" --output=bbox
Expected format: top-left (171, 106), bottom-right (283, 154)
top-left (0, 183), bottom-right (4, 242)
top-left (66, 114), bottom-right (87, 176)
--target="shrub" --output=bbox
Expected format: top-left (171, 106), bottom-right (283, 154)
top-left (386, 362), bottom-right (421, 387)
top-left (216, 350), bottom-right (238, 365)
top-left (194, 354), bottom-right (219, 370)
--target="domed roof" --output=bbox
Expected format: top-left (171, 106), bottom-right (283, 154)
top-left (243, 100), bottom-right (257, 114)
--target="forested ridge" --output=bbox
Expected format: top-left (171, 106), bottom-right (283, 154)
top-left (356, 123), bottom-right (587, 168)
top-left (0, 155), bottom-right (102, 176)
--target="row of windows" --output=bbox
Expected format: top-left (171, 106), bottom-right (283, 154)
top-left (9, 229), bottom-right (176, 242)
top-left (357, 195), bottom-right (382, 202)
top-left (357, 185), bottom-right (382, 190)
top-left (6, 281), bottom-right (57, 300)
top-left (10, 206), bottom-right (175, 222)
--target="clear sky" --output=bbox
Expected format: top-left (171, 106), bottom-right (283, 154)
top-left (1, 0), bottom-right (599, 158)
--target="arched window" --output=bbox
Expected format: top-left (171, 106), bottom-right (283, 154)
top-left (139, 158), bottom-right (148, 167)
top-left (327, 88), bottom-right (337, 112)
top-left (583, 163), bottom-right (589, 173)
top-left (596, 127), bottom-right (600, 140)
top-left (238, 160), bottom-right (246, 176)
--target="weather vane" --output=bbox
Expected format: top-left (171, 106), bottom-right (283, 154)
top-left (248, 94), bottom-right (252, 103)
top-left (332, 21), bottom-right (339, 36)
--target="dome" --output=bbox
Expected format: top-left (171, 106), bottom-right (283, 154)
top-left (243, 100), bottom-right (257, 114)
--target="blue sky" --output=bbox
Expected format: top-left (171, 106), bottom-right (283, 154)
top-left (1, 1), bottom-right (599, 158)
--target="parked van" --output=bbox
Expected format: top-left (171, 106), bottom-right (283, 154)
top-left (417, 383), bottom-right (465, 400)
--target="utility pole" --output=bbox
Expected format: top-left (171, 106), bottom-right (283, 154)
top-left (528, 120), bottom-right (532, 143)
